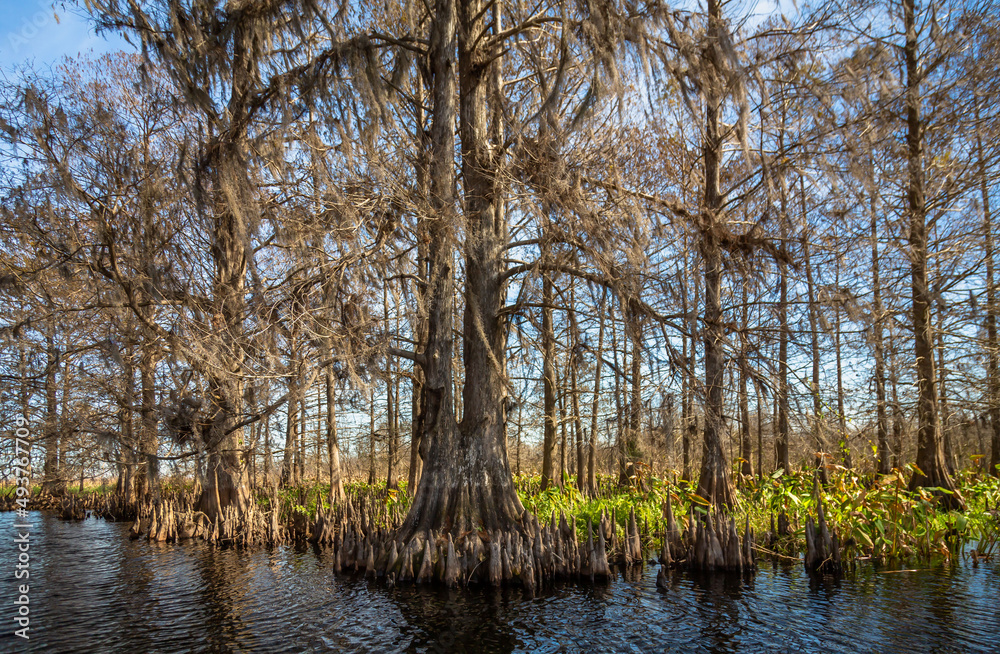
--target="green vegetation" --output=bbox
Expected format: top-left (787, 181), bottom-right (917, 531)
top-left (238, 465), bottom-right (997, 568)
top-left (514, 467), bottom-right (1000, 567)
top-left (22, 465), bottom-right (997, 571)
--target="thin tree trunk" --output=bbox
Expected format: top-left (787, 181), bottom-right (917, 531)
top-left (756, 383), bottom-right (763, 480)
top-left (42, 328), bottom-right (62, 494)
top-left (516, 401), bottom-right (522, 477)
top-left (571, 331), bottom-right (584, 490)
top-left (936, 284), bottom-right (956, 475)
top-left (119, 344), bottom-right (135, 501)
top-left (979, 102), bottom-right (1000, 478)
top-left (776, 123), bottom-right (790, 475)
top-left (889, 321), bottom-right (904, 468)
top-left (802, 184), bottom-right (827, 483)
top-left (871, 176), bottom-right (891, 475)
top-left (612, 296), bottom-right (623, 479)
top-left (297, 376), bottom-right (307, 483)
top-left (408, 69), bottom-right (431, 497)
top-left (777, 233), bottom-right (790, 474)
top-left (682, 247), bottom-right (696, 483)
top-left (568, 281), bottom-right (585, 490)
top-left (541, 269), bottom-right (558, 490)
top-left (368, 388), bottom-right (377, 486)
top-left (588, 288), bottom-right (607, 495)
top-left (386, 288), bottom-right (398, 489)
top-left (623, 299), bottom-right (643, 484)
top-left (315, 384), bottom-right (322, 483)
top-left (326, 365), bottom-right (344, 501)
top-left (834, 272), bottom-right (851, 469)
top-left (558, 366), bottom-right (567, 487)
top-left (739, 283), bottom-right (753, 479)
top-left (280, 360), bottom-right (299, 487)
top-left (138, 339), bottom-right (159, 499)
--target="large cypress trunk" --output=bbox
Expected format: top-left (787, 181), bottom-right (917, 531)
top-left (697, 240), bottom-right (733, 507)
top-left (395, 0), bottom-right (524, 543)
top-left (694, 0), bottom-right (735, 510)
top-left (902, 0), bottom-right (963, 509)
top-left (196, 147), bottom-right (253, 519)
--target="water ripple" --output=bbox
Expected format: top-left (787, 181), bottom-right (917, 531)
top-left (0, 512), bottom-right (997, 653)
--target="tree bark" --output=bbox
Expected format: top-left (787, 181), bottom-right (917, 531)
top-left (396, 0), bottom-right (525, 541)
top-left (280, 356), bottom-right (300, 487)
top-left (739, 283), bottom-right (753, 479)
top-left (541, 268), bottom-right (558, 490)
top-left (976, 97), bottom-right (1000, 477)
top-left (42, 328), bottom-right (63, 495)
top-left (802, 185), bottom-right (827, 482)
top-left (682, 245), bottom-right (696, 483)
top-left (119, 344), bottom-right (136, 501)
top-left (558, 366), bottom-right (568, 487)
top-left (570, 298), bottom-right (585, 489)
top-left (408, 69), bottom-right (431, 496)
top-left (194, 18), bottom-right (259, 521)
top-left (326, 366), bottom-right (344, 501)
top-left (386, 288), bottom-right (399, 489)
top-left (587, 288), bottom-right (607, 495)
top-left (622, 298), bottom-right (644, 483)
top-left (776, 229), bottom-right (790, 474)
top-left (694, 0), bottom-right (734, 509)
top-left (834, 271), bottom-right (851, 469)
top-left (889, 321), bottom-right (905, 468)
top-left (870, 177), bottom-right (891, 475)
top-left (903, 0), bottom-right (963, 509)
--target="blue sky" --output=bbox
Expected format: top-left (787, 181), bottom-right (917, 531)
top-left (0, 0), bottom-right (796, 76)
top-left (0, 1), bottom-right (130, 77)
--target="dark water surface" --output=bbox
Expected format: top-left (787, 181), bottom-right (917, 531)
top-left (0, 511), bottom-right (997, 653)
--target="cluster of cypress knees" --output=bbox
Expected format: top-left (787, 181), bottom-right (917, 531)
top-left (2, 485), bottom-right (848, 592)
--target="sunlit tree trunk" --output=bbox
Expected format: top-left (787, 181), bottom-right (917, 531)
top-left (739, 283), bottom-right (753, 480)
top-left (540, 267), bottom-right (558, 490)
top-left (976, 98), bottom-right (1000, 477)
top-left (902, 0), bottom-right (963, 509)
top-left (834, 265), bottom-right (851, 469)
top-left (587, 288), bottom-right (607, 495)
top-left (42, 326), bottom-right (63, 495)
top-left (396, 0), bottom-right (525, 541)
top-left (870, 178), bottom-right (891, 475)
top-left (802, 180), bottom-right (827, 483)
top-left (695, 0), bottom-right (735, 509)
top-left (570, 289), bottom-right (585, 489)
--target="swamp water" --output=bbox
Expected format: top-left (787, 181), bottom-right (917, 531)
top-left (0, 511), bottom-right (997, 653)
